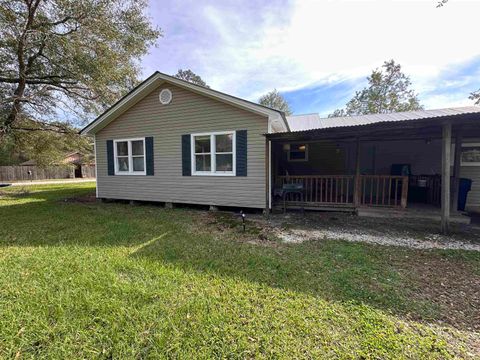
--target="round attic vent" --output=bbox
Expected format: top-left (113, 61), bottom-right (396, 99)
top-left (159, 88), bottom-right (172, 105)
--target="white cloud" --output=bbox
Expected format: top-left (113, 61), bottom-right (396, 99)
top-left (145, 0), bottom-right (480, 110)
top-left (420, 93), bottom-right (472, 109)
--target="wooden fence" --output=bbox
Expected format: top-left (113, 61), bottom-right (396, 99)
top-left (80, 165), bottom-right (96, 179)
top-left (0, 165), bottom-right (75, 182)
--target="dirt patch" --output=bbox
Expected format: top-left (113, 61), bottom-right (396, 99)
top-left (394, 254), bottom-right (480, 331)
top-left (197, 211), bottom-right (279, 247)
top-left (62, 193), bottom-right (97, 204)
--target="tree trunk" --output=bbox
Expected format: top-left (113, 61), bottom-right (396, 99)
top-left (0, 0), bottom-right (41, 138)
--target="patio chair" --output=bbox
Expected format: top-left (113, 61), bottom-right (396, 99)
top-left (282, 183), bottom-right (304, 213)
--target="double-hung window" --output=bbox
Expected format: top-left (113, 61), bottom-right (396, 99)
top-left (192, 131), bottom-right (235, 175)
top-left (461, 143), bottom-right (480, 166)
top-left (114, 138), bottom-right (146, 175)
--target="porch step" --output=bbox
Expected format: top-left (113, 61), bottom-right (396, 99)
top-left (357, 207), bottom-right (471, 224)
top-left (273, 202), bottom-right (355, 213)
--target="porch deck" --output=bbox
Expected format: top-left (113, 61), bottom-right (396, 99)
top-left (273, 201), bottom-right (471, 224)
top-left (357, 204), bottom-right (471, 224)
top-left (274, 174), bottom-right (471, 224)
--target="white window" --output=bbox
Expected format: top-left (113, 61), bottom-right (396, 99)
top-left (461, 143), bottom-right (480, 166)
top-left (191, 131), bottom-right (235, 176)
top-left (287, 143), bottom-right (308, 162)
top-left (114, 138), bottom-right (146, 175)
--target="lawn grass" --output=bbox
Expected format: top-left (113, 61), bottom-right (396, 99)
top-left (0, 183), bottom-right (478, 359)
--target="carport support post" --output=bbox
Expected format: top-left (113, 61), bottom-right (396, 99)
top-left (452, 129), bottom-right (463, 212)
top-left (441, 123), bottom-right (452, 234)
top-left (264, 138), bottom-right (271, 215)
top-left (353, 137), bottom-right (361, 207)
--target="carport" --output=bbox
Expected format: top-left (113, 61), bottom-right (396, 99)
top-left (265, 107), bottom-right (480, 233)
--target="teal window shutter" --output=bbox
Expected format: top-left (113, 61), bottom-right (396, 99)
top-left (145, 137), bottom-right (154, 175)
top-left (107, 140), bottom-right (114, 175)
top-left (182, 134), bottom-right (191, 176)
top-left (236, 130), bottom-right (247, 176)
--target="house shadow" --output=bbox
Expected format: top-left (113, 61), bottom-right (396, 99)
top-left (0, 188), bottom-right (176, 248)
top-left (1, 187), bottom-right (478, 332)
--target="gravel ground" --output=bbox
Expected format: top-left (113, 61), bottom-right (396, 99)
top-left (254, 212), bottom-right (480, 251)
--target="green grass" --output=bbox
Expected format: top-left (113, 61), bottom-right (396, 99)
top-left (0, 183), bottom-right (478, 359)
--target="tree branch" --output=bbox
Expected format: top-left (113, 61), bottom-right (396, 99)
top-left (33, 14), bottom-right (86, 30)
top-left (0, 76), bottom-right (79, 86)
top-left (11, 126), bottom-right (72, 134)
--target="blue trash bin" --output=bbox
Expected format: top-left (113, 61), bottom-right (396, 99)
top-left (457, 178), bottom-right (472, 211)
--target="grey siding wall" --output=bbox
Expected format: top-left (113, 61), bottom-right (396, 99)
top-left (95, 83), bottom-right (268, 208)
top-left (460, 166), bottom-right (480, 209)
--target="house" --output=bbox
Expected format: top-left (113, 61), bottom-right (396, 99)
top-left (80, 71), bottom-right (480, 233)
top-left (21, 151), bottom-right (95, 178)
top-left (81, 72), bottom-right (289, 210)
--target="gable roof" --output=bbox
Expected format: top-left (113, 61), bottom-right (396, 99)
top-left (286, 106), bottom-right (480, 133)
top-left (80, 71), bottom-right (289, 135)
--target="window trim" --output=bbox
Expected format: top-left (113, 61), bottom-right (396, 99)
top-left (287, 142), bottom-right (309, 162)
top-left (191, 131), bottom-right (236, 176)
top-left (113, 138), bottom-right (146, 175)
top-left (460, 142), bottom-right (480, 167)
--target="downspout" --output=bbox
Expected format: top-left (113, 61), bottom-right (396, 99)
top-left (94, 134), bottom-right (98, 198)
top-left (267, 118), bottom-right (273, 211)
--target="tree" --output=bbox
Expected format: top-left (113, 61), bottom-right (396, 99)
top-left (0, 0), bottom-right (160, 144)
top-left (174, 69), bottom-right (209, 87)
top-left (258, 89), bottom-right (292, 115)
top-left (469, 90), bottom-right (480, 105)
top-left (329, 60), bottom-right (423, 117)
top-left (437, 0), bottom-right (449, 8)
top-left (0, 120), bottom-right (93, 166)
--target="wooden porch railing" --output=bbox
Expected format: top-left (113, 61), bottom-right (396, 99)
top-left (359, 175), bottom-right (408, 208)
top-left (409, 175), bottom-right (441, 206)
top-left (277, 175), bottom-right (409, 208)
top-left (278, 175), bottom-right (354, 205)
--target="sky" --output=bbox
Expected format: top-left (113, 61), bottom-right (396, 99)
top-left (141, 0), bottom-right (480, 117)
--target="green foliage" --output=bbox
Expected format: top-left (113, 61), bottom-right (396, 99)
top-left (0, 119), bottom-right (92, 165)
top-left (0, 183), bottom-right (476, 358)
top-left (258, 89), bottom-right (292, 115)
top-left (174, 69), bottom-right (209, 87)
top-left (0, 0), bottom-right (161, 134)
top-left (330, 60), bottom-right (423, 117)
